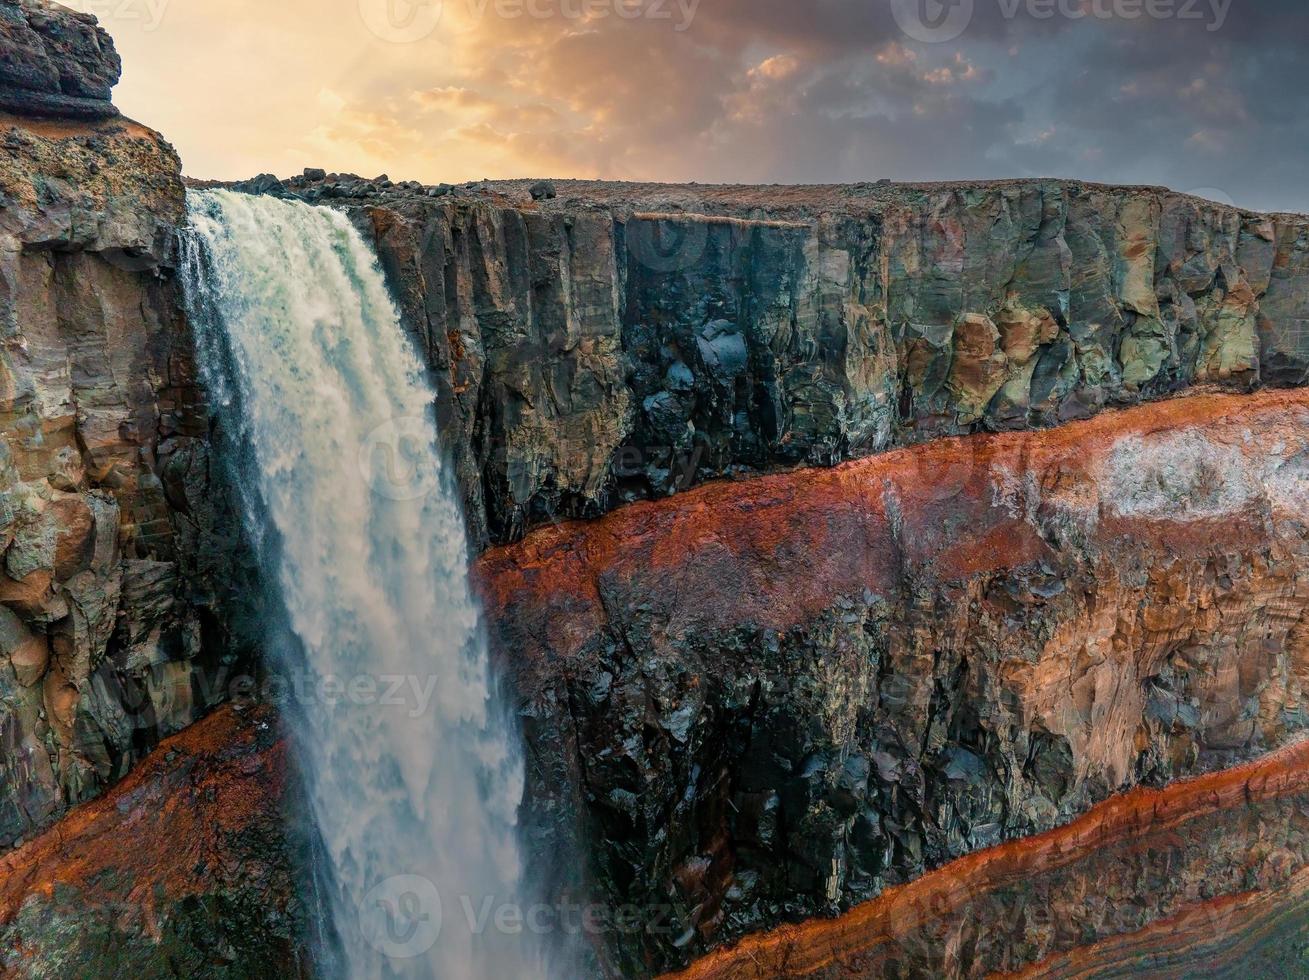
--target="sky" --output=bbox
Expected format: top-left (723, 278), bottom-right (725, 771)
top-left (71, 0), bottom-right (1309, 212)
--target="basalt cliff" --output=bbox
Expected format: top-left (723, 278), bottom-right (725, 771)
top-left (3, 2), bottom-right (1309, 977)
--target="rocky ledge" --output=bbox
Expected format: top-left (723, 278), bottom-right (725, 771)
top-left (477, 387), bottom-right (1309, 974)
top-left (0, 0), bottom-right (120, 119)
top-left (238, 171), bottom-right (1309, 550)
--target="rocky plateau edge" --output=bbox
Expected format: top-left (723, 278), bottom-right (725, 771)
top-left (231, 168), bottom-right (1309, 551)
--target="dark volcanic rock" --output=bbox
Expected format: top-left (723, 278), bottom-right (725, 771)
top-left (475, 388), bottom-right (1309, 974)
top-left (0, 0), bottom-right (121, 118)
top-left (662, 740), bottom-right (1309, 980)
top-left (271, 179), bottom-right (1309, 548)
top-left (233, 172), bottom-right (286, 196)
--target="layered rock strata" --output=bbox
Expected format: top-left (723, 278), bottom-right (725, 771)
top-left (253, 171), bottom-right (1309, 548)
top-left (659, 738), bottom-right (1309, 979)
top-left (5, 388), bottom-right (1307, 979)
top-left (476, 387), bottom-right (1309, 974)
top-left (0, 8), bottom-right (249, 850)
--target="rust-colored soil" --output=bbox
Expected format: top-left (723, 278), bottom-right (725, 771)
top-left (0, 704), bottom-right (284, 928)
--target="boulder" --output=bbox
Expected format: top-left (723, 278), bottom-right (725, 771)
top-left (0, 0), bottom-right (121, 118)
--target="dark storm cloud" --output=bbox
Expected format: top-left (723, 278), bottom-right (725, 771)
top-left (112, 0), bottom-right (1309, 209)
top-left (407, 0), bottom-right (1306, 208)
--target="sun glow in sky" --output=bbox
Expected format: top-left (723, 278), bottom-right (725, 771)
top-left (83, 0), bottom-right (1309, 212)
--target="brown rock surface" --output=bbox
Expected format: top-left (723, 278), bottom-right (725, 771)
top-left (0, 112), bottom-right (253, 848)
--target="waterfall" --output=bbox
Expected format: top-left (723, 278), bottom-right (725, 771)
top-left (180, 189), bottom-right (546, 980)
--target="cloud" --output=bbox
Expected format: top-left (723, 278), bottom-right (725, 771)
top-left (102, 0), bottom-right (1309, 211)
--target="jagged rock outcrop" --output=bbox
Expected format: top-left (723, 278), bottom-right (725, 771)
top-left (0, 704), bottom-right (309, 977)
top-left (254, 173), bottom-right (1309, 548)
top-left (476, 388), bottom-right (1309, 974)
top-left (0, 0), bottom-right (120, 119)
top-left (0, 37), bottom-right (251, 846)
top-left (660, 739), bottom-right (1309, 979)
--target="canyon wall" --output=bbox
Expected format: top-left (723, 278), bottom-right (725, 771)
top-left (272, 172), bottom-right (1309, 548)
top-left (0, 0), bottom-right (248, 853)
top-left (294, 174), bottom-right (1309, 975)
top-left (3, 5), bottom-right (1309, 976)
top-left (477, 388), bottom-right (1309, 974)
top-left (7, 386), bottom-right (1307, 978)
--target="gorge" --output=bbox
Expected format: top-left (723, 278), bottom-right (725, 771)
top-left (1, 1), bottom-right (1309, 978)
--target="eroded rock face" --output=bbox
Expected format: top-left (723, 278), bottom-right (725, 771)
top-left (253, 175), bottom-right (1309, 547)
top-left (0, 114), bottom-right (252, 849)
top-left (475, 388), bottom-right (1309, 974)
top-left (660, 739), bottom-right (1309, 980)
top-left (0, 0), bottom-right (121, 119)
top-left (0, 704), bottom-right (309, 978)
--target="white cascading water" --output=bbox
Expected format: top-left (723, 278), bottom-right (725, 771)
top-left (180, 189), bottom-right (548, 980)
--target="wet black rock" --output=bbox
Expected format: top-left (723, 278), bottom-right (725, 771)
top-left (233, 173), bottom-right (286, 195)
